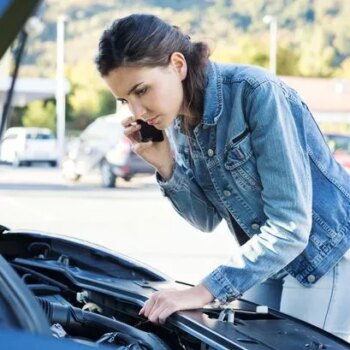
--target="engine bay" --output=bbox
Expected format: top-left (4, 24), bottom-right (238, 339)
top-left (8, 253), bottom-right (204, 349)
top-left (1, 231), bottom-right (349, 350)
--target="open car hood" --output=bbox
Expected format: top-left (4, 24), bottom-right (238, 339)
top-left (0, 0), bottom-right (41, 59)
top-left (0, 227), bottom-right (349, 350)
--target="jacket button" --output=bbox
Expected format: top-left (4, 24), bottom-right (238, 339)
top-left (207, 149), bottom-right (215, 157)
top-left (251, 223), bottom-right (260, 230)
top-left (307, 274), bottom-right (316, 283)
top-left (223, 190), bottom-right (231, 197)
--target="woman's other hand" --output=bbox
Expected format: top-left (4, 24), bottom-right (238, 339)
top-left (138, 284), bottom-right (214, 325)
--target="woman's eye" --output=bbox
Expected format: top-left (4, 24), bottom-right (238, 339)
top-left (118, 99), bottom-right (128, 105)
top-left (135, 87), bottom-right (148, 96)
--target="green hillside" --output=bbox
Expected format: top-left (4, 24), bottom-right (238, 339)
top-left (21, 0), bottom-right (350, 78)
top-left (8, 0), bottom-right (350, 131)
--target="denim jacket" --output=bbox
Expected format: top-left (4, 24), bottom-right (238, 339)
top-left (157, 61), bottom-right (350, 303)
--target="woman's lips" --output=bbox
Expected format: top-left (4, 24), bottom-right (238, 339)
top-left (146, 115), bottom-right (159, 125)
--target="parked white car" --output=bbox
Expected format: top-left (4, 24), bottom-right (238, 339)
top-left (62, 110), bottom-right (154, 188)
top-left (0, 127), bottom-right (58, 166)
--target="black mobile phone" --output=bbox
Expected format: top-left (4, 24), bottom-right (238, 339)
top-left (136, 119), bottom-right (164, 142)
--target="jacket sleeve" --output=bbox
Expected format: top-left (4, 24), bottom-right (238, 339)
top-left (156, 157), bottom-right (223, 233)
top-left (201, 81), bottom-right (313, 303)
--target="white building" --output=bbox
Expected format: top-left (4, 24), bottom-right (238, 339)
top-left (0, 51), bottom-right (69, 129)
top-left (280, 76), bottom-right (350, 125)
top-left (0, 76), bottom-right (70, 112)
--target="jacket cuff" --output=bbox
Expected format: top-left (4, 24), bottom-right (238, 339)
top-left (156, 161), bottom-right (187, 195)
top-left (201, 267), bottom-right (242, 304)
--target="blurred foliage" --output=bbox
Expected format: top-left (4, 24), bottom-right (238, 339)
top-left (320, 122), bottom-right (350, 134)
top-left (22, 100), bottom-right (56, 130)
top-left (64, 60), bottom-right (116, 130)
top-left (11, 0), bottom-right (350, 130)
top-left (24, 0), bottom-right (350, 78)
top-left (67, 62), bottom-right (104, 119)
top-left (335, 57), bottom-right (350, 78)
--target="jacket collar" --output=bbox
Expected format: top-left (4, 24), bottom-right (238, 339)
top-left (173, 60), bottom-right (223, 134)
top-left (202, 60), bottom-right (223, 126)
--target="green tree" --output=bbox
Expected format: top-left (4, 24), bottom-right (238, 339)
top-left (297, 26), bottom-right (335, 77)
top-left (22, 100), bottom-right (56, 130)
top-left (98, 89), bottom-right (117, 116)
top-left (335, 57), bottom-right (350, 78)
top-left (276, 44), bottom-right (301, 76)
top-left (211, 35), bottom-right (271, 68)
top-left (66, 60), bottom-right (114, 126)
top-left (67, 61), bottom-right (103, 119)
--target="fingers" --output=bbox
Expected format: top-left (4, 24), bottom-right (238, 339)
top-left (149, 303), bottom-right (176, 325)
top-left (123, 123), bottom-right (141, 143)
top-left (121, 115), bottom-right (139, 143)
top-left (133, 140), bottom-right (153, 155)
top-left (139, 295), bottom-right (156, 317)
top-left (139, 291), bottom-right (178, 325)
top-left (121, 115), bottom-right (135, 128)
top-left (139, 292), bottom-right (158, 319)
top-left (157, 307), bottom-right (175, 325)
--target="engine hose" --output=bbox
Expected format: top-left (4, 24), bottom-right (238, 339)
top-left (37, 298), bottom-right (170, 350)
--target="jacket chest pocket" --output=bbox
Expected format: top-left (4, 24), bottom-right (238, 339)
top-left (224, 132), bottom-right (262, 192)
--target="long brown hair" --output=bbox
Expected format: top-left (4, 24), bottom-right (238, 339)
top-left (95, 14), bottom-right (210, 131)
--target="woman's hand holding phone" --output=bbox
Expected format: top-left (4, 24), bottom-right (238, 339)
top-left (136, 119), bottom-right (164, 142)
top-left (121, 115), bottom-right (174, 180)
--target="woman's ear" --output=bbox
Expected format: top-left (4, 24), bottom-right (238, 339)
top-left (169, 52), bottom-right (187, 81)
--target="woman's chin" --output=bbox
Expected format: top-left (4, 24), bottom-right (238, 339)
top-left (154, 120), bottom-right (169, 130)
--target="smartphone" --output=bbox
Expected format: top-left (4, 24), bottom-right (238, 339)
top-left (136, 119), bottom-right (164, 142)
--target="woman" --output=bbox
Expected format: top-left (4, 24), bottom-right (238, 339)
top-left (95, 13), bottom-right (350, 340)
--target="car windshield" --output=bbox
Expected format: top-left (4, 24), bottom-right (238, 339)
top-left (26, 133), bottom-right (54, 140)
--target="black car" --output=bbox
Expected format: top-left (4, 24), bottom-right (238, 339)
top-left (1, 227), bottom-right (349, 350)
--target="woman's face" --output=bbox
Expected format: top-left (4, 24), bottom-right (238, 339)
top-left (103, 53), bottom-right (187, 130)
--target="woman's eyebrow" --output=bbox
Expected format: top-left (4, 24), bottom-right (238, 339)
top-left (127, 82), bottom-right (144, 95)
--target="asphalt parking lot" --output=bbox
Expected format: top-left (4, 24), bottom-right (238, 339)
top-left (0, 164), bottom-right (238, 284)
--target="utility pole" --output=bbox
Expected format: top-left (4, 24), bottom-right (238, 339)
top-left (263, 15), bottom-right (277, 75)
top-left (56, 15), bottom-right (66, 167)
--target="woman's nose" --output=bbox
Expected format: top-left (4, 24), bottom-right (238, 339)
top-left (129, 101), bottom-right (147, 119)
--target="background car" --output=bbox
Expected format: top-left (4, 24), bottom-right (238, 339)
top-left (324, 132), bottom-right (350, 172)
top-left (62, 108), bottom-right (155, 188)
top-left (0, 126), bottom-right (58, 166)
